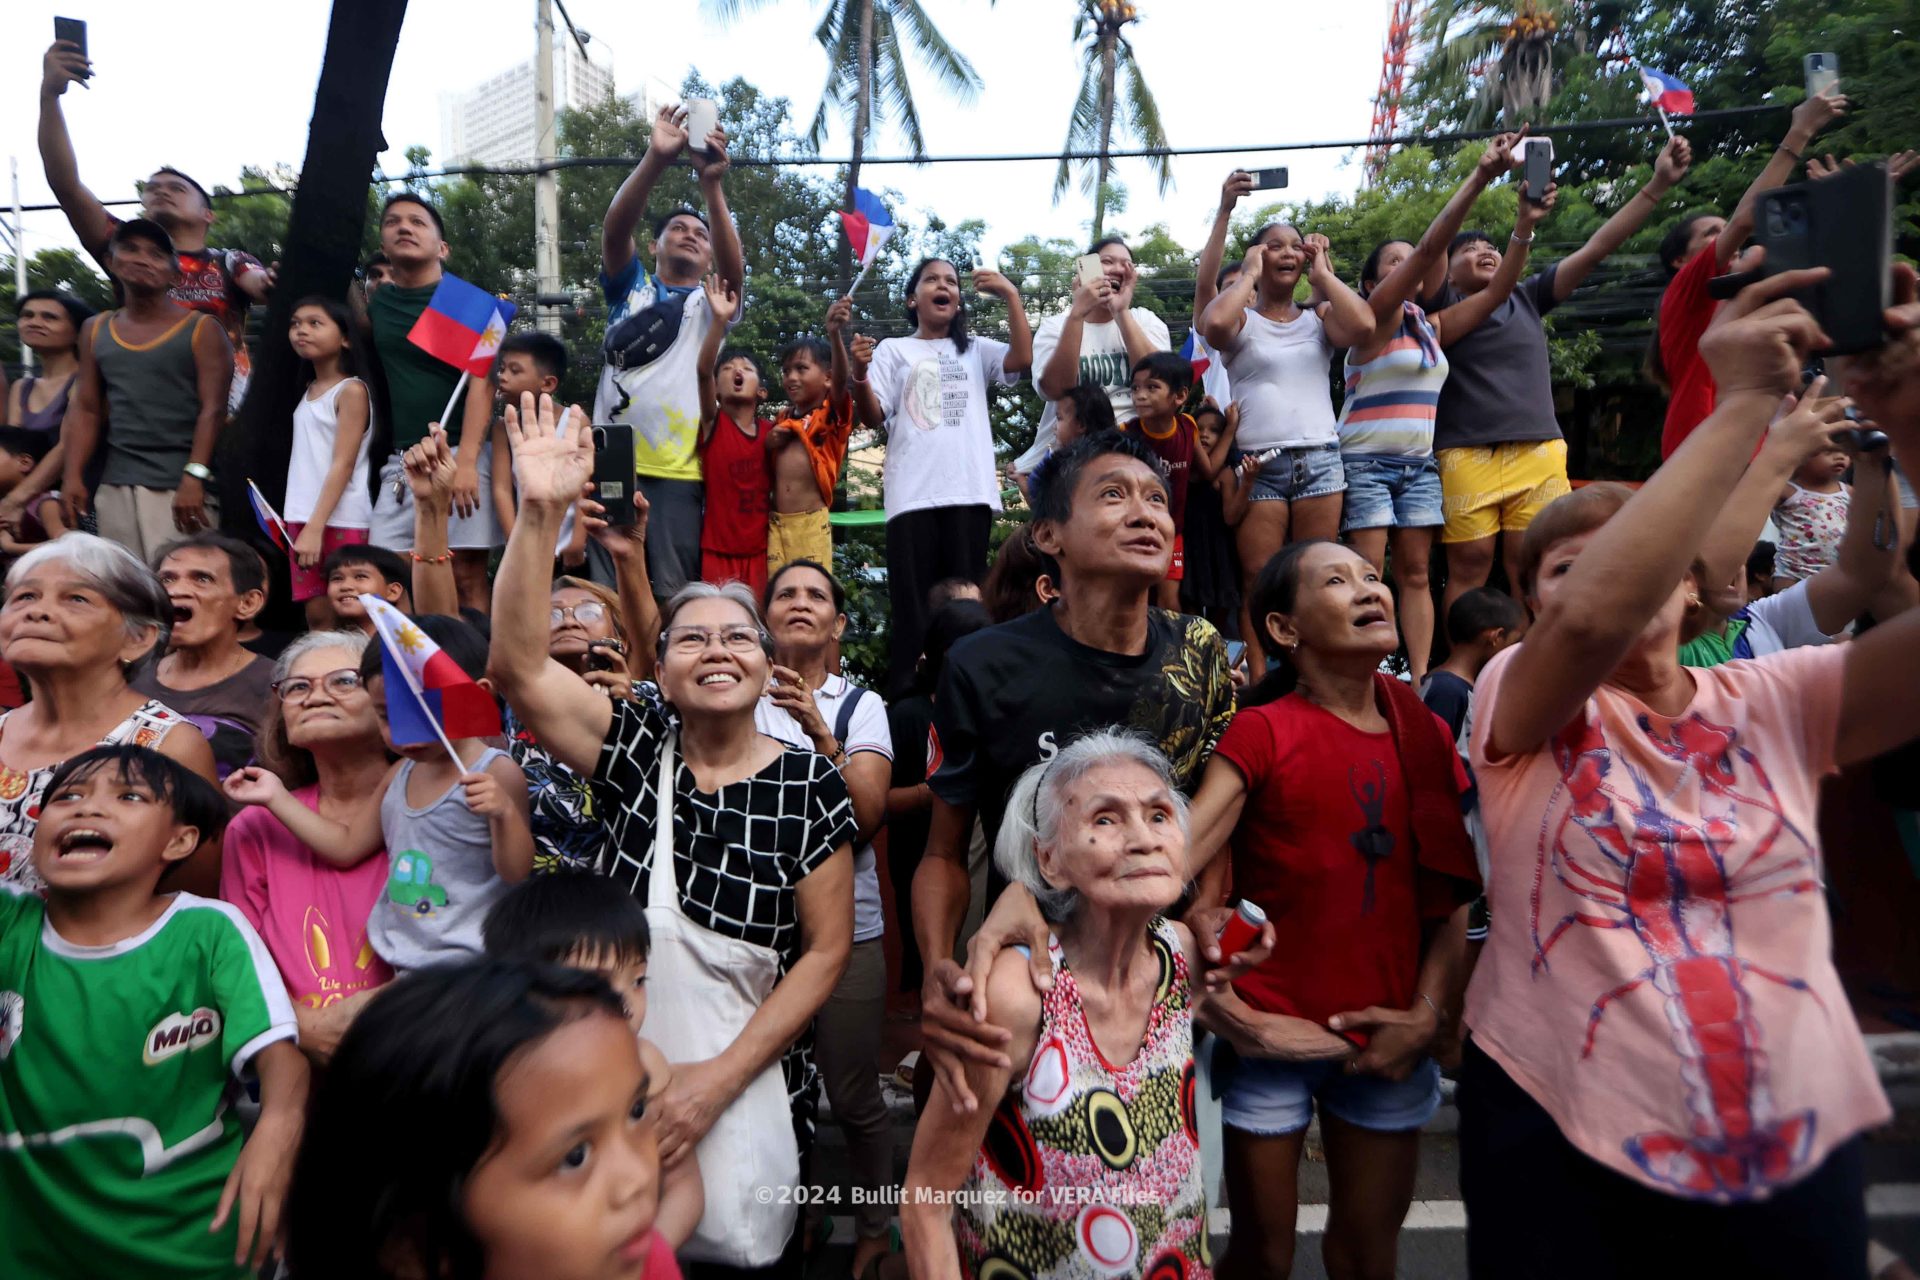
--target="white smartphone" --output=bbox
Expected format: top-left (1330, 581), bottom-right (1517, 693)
top-left (685, 98), bottom-right (720, 153)
top-left (1075, 254), bottom-right (1105, 289)
top-left (1804, 53), bottom-right (1839, 99)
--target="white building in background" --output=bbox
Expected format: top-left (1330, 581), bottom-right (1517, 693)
top-left (440, 47), bottom-right (616, 165)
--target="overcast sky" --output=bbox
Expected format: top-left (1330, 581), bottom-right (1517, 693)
top-left (7, 0), bottom-right (1389, 267)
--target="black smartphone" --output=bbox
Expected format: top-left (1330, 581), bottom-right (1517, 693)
top-left (1524, 140), bottom-right (1552, 204)
top-left (1250, 167), bottom-right (1289, 191)
top-left (586, 638), bottom-right (626, 672)
top-left (54, 16), bottom-right (88, 63)
top-left (590, 424), bottom-right (637, 526)
top-left (1709, 163), bottom-right (1891, 355)
top-left (1226, 640), bottom-right (1247, 667)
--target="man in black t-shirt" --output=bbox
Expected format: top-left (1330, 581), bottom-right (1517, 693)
top-left (912, 432), bottom-right (1236, 1022)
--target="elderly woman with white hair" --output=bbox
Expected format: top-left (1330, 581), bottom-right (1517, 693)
top-left (491, 392), bottom-right (854, 1278)
top-left (901, 730), bottom-right (1270, 1280)
top-left (0, 532), bottom-right (217, 893)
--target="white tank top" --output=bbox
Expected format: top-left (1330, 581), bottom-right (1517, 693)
top-left (285, 378), bottom-right (374, 528)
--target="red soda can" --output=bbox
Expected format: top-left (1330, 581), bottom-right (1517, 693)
top-left (1216, 899), bottom-right (1266, 958)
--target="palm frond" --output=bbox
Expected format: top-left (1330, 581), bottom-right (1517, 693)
top-left (699, 0), bottom-right (784, 21)
top-left (873, 9), bottom-right (929, 157)
top-left (1118, 50), bottom-right (1173, 194)
top-left (806, 3), bottom-right (862, 151)
top-left (890, 0), bottom-right (985, 102)
top-left (1054, 55), bottom-right (1104, 200)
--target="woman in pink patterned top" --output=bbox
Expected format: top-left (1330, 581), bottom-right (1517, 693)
top-left (901, 731), bottom-right (1266, 1280)
top-left (1459, 273), bottom-right (1920, 1277)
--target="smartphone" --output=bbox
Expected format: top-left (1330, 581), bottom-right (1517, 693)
top-left (1805, 52), bottom-right (1839, 99)
top-left (685, 98), bottom-right (720, 154)
top-left (1523, 137), bottom-right (1553, 204)
top-left (1708, 162), bottom-right (1892, 355)
top-left (1226, 640), bottom-right (1247, 667)
top-left (54, 16), bottom-right (88, 64)
top-left (586, 638), bottom-right (626, 672)
top-left (1075, 254), bottom-right (1105, 289)
top-left (1250, 167), bottom-right (1290, 191)
top-left (590, 424), bottom-right (638, 526)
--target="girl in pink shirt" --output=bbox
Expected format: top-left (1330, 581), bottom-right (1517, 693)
top-left (1459, 276), bottom-right (1920, 1278)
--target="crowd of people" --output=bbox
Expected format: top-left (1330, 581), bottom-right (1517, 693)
top-left (0, 34), bottom-right (1916, 1280)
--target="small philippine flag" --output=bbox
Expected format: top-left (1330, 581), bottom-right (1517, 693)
top-left (1639, 67), bottom-right (1695, 116)
top-left (360, 595), bottom-right (501, 746)
top-left (837, 188), bottom-right (897, 270)
top-left (1180, 329), bottom-right (1212, 380)
top-left (406, 273), bottom-right (520, 377)
top-left (247, 480), bottom-right (291, 554)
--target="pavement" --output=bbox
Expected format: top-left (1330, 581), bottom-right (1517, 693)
top-left (793, 1031), bottom-right (1920, 1278)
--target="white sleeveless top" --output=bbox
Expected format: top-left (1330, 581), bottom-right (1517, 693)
top-left (285, 378), bottom-right (373, 528)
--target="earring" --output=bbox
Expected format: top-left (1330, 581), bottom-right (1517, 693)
top-left (1686, 594), bottom-right (1700, 607)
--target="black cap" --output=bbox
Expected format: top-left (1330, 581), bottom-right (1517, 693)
top-left (107, 217), bottom-right (176, 260)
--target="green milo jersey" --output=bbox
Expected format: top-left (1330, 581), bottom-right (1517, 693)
top-left (0, 887), bottom-right (297, 1279)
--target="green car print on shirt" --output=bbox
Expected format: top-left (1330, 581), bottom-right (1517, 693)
top-left (387, 850), bottom-right (448, 916)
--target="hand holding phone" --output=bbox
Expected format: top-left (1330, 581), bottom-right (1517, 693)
top-left (685, 98), bottom-right (720, 155)
top-left (50, 18), bottom-right (90, 89)
top-left (1522, 138), bottom-right (1553, 205)
top-left (590, 424), bottom-right (638, 526)
top-left (1075, 254), bottom-right (1105, 289)
top-left (1250, 167), bottom-right (1290, 191)
top-left (1804, 52), bottom-right (1839, 100)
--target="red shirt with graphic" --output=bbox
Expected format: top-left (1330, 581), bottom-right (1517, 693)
top-left (101, 217), bottom-right (264, 327)
top-left (699, 413), bottom-right (772, 557)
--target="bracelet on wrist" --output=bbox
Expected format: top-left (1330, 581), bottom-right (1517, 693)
top-left (1418, 992), bottom-right (1444, 1025)
top-left (408, 549), bottom-right (453, 565)
top-left (182, 461), bottom-right (214, 482)
top-left (1510, 231), bottom-right (1534, 244)
top-left (1778, 143), bottom-right (1803, 163)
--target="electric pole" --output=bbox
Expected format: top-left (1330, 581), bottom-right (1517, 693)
top-left (533, 0), bottom-right (563, 335)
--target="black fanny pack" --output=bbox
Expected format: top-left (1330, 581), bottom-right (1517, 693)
top-left (603, 290), bottom-right (687, 373)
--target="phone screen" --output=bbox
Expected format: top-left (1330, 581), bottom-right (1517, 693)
top-left (1805, 53), bottom-right (1839, 98)
top-left (1226, 640), bottom-right (1247, 666)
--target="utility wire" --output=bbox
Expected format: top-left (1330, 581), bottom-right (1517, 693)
top-left (11, 105), bottom-right (1778, 214)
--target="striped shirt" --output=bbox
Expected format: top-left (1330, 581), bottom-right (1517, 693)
top-left (1337, 303), bottom-right (1448, 458)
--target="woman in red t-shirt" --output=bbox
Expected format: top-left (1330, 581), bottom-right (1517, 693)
top-left (1184, 539), bottom-right (1479, 1280)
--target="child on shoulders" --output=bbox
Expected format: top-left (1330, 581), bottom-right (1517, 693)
top-left (695, 274), bottom-right (771, 591)
top-left (0, 744), bottom-right (307, 1278)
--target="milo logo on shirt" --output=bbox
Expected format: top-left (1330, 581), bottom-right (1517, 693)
top-left (144, 1007), bottom-right (222, 1065)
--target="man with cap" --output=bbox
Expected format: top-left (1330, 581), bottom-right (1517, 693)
top-left (39, 40), bottom-right (269, 327)
top-left (61, 220), bottom-right (233, 559)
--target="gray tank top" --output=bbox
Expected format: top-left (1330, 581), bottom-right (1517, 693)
top-left (92, 310), bottom-right (208, 489)
top-left (369, 748), bottom-right (512, 972)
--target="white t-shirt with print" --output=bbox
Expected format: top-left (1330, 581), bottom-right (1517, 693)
top-left (1014, 308), bottom-right (1171, 473)
top-left (1216, 306), bottom-right (1338, 450)
top-left (756, 676), bottom-right (893, 942)
top-left (866, 335), bottom-right (1016, 519)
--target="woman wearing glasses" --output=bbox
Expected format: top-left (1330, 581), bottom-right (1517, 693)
top-left (492, 392), bottom-right (855, 1279)
top-left (221, 629), bottom-right (394, 1061)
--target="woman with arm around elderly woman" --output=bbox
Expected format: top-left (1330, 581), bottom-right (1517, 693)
top-left (489, 392), bottom-right (854, 1278)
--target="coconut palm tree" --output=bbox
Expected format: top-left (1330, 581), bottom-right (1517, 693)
top-left (1054, 0), bottom-right (1171, 239)
top-left (704, 0), bottom-right (985, 287)
top-left (1417, 0), bottom-right (1590, 129)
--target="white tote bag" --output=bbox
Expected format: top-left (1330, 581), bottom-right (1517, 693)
top-left (640, 736), bottom-right (802, 1267)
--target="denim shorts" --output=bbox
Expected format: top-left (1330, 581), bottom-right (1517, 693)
top-left (1249, 443), bottom-right (1345, 503)
top-left (1218, 1044), bottom-right (1441, 1136)
top-left (1340, 453), bottom-right (1444, 532)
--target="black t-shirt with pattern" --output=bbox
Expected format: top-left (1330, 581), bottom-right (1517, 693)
top-left (588, 685), bottom-right (855, 1146)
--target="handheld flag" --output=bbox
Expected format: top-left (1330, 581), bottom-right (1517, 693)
top-left (1180, 329), bottom-right (1212, 381)
top-left (247, 480), bottom-right (291, 554)
top-left (1639, 67), bottom-right (1695, 117)
top-left (407, 274), bottom-right (519, 378)
top-left (360, 596), bottom-right (501, 765)
top-left (837, 189), bottom-right (896, 270)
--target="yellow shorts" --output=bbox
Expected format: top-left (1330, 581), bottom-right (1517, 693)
top-left (1437, 439), bottom-right (1571, 544)
top-left (768, 506), bottom-right (833, 574)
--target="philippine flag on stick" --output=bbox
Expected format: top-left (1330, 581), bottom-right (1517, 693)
top-left (361, 596), bottom-right (501, 762)
top-left (247, 480), bottom-right (291, 555)
top-left (838, 188), bottom-right (896, 272)
top-left (1180, 329), bottom-right (1212, 380)
top-left (1639, 67), bottom-right (1695, 116)
top-left (407, 273), bottom-right (519, 377)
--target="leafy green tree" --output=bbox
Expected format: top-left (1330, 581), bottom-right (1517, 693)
top-left (1054, 0), bottom-right (1171, 240)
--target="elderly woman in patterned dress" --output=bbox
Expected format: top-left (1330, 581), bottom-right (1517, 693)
top-left (901, 730), bottom-right (1270, 1280)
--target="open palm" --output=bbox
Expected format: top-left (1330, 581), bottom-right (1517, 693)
top-left (504, 393), bottom-right (594, 508)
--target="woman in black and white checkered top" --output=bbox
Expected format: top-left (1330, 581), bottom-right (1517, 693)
top-left (492, 394), bottom-right (855, 1275)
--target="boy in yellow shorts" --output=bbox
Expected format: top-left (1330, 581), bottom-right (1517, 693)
top-left (767, 295), bottom-right (870, 573)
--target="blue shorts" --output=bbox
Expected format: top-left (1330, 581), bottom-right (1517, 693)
top-left (1340, 453), bottom-right (1444, 532)
top-left (1249, 443), bottom-right (1345, 503)
top-left (1218, 1047), bottom-right (1441, 1136)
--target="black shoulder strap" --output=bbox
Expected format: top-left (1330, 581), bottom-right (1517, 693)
top-left (833, 685), bottom-right (870, 746)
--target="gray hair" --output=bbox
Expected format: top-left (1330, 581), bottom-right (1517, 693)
top-left (5, 532), bottom-right (172, 676)
top-left (993, 729), bottom-right (1191, 919)
top-left (270, 628), bottom-right (370, 684)
top-left (655, 580), bottom-right (772, 658)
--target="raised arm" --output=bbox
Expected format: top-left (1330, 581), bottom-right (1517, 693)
top-left (1552, 135), bottom-right (1693, 301)
top-left (1199, 401), bottom-right (1242, 478)
top-left (1193, 169), bottom-right (1254, 325)
top-left (825, 295), bottom-right (853, 400)
top-left (1722, 90), bottom-right (1849, 270)
top-left (488, 393), bottom-right (616, 775)
top-left (695, 274), bottom-right (738, 436)
top-left (1836, 406), bottom-right (1920, 764)
top-left (1803, 447), bottom-right (1901, 633)
top-left (1695, 378), bottom-right (1851, 590)
top-left (1304, 234), bottom-right (1376, 348)
top-left (1488, 270), bottom-right (1831, 757)
top-left (1199, 244), bottom-right (1264, 349)
top-left (976, 269), bottom-right (1033, 375)
top-left (1431, 190), bottom-right (1550, 346)
top-left (691, 127), bottom-right (744, 291)
top-left (403, 428), bottom-right (461, 618)
top-left (37, 43), bottom-right (114, 262)
top-left (224, 764), bottom-right (390, 868)
top-left (1366, 132), bottom-right (1524, 336)
top-left (581, 487), bottom-right (659, 682)
top-left (1108, 263), bottom-right (1166, 366)
top-left (602, 106), bottom-right (688, 282)
top-left (1038, 285), bottom-right (1096, 400)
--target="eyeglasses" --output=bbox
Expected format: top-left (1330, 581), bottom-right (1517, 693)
top-left (663, 624), bottom-right (765, 655)
top-left (272, 669), bottom-right (365, 704)
top-left (551, 602), bottom-right (609, 627)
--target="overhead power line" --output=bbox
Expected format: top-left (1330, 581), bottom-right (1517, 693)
top-left (12, 105), bottom-right (1779, 213)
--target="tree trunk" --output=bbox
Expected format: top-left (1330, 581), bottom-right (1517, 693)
top-left (225, 0), bottom-right (409, 628)
top-left (843, 0), bottom-right (874, 298)
top-left (1094, 28), bottom-right (1117, 240)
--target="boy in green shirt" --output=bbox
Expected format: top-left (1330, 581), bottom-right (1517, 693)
top-left (0, 744), bottom-right (306, 1278)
